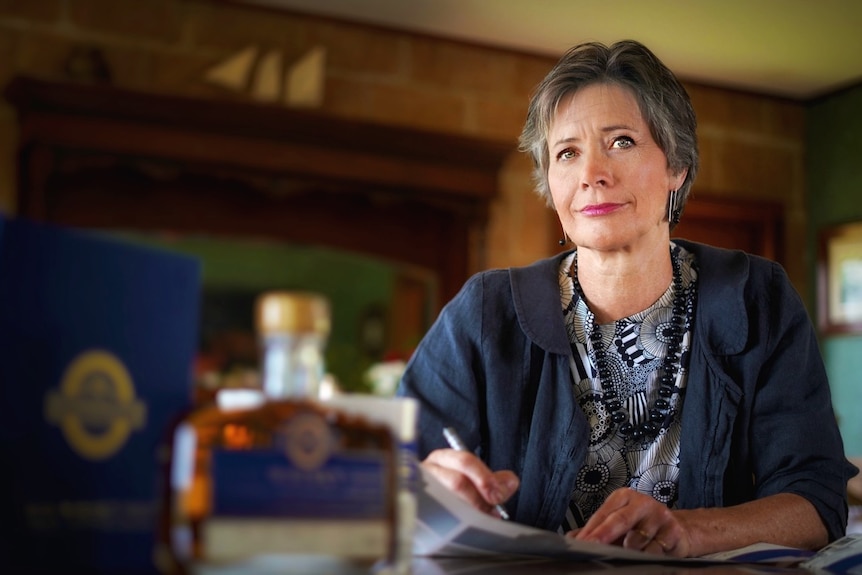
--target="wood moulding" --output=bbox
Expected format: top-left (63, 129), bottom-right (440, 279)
top-left (4, 76), bottom-right (514, 305)
top-left (673, 194), bottom-right (784, 264)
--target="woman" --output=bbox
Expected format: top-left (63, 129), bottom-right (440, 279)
top-left (397, 40), bottom-right (857, 557)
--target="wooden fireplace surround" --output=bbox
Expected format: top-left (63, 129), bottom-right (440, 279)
top-left (5, 76), bottom-right (514, 306)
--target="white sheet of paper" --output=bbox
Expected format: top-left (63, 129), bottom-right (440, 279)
top-left (413, 465), bottom-right (818, 567)
top-left (414, 465), bottom-right (674, 562)
top-left (800, 534), bottom-right (862, 572)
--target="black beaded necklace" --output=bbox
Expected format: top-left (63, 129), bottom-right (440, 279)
top-left (570, 249), bottom-right (687, 443)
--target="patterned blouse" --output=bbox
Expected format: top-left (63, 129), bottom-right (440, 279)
top-left (558, 242), bottom-right (698, 532)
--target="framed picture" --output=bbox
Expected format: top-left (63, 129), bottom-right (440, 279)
top-left (818, 222), bottom-right (862, 335)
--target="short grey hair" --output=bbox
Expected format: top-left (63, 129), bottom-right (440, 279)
top-left (518, 40), bottom-right (699, 225)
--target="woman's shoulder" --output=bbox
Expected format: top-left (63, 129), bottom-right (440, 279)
top-left (673, 240), bottom-right (804, 355)
top-left (447, 252), bottom-right (571, 354)
top-left (674, 240), bottom-right (798, 307)
top-left (458, 252), bottom-right (568, 293)
top-left (672, 239), bottom-right (784, 280)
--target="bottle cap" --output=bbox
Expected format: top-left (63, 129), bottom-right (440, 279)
top-left (256, 291), bottom-right (331, 336)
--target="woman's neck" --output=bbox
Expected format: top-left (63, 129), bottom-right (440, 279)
top-left (574, 244), bottom-right (673, 324)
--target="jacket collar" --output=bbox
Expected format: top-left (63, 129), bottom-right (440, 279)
top-left (508, 240), bottom-right (751, 357)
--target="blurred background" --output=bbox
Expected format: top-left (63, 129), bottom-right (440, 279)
top-left (0, 0), bottom-right (860, 462)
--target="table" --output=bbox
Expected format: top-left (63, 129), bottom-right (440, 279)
top-left (226, 555), bottom-right (814, 575)
top-left (409, 556), bottom-right (812, 574)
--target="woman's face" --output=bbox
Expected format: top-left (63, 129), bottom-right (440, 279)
top-left (547, 82), bottom-right (686, 255)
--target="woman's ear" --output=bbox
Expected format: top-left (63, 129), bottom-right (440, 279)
top-left (670, 168), bottom-right (688, 191)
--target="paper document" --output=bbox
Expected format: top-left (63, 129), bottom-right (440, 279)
top-left (800, 534), bottom-right (862, 573)
top-left (414, 465), bottom-right (853, 569)
top-left (414, 465), bottom-right (680, 563)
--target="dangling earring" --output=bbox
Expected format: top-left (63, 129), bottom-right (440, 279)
top-left (667, 190), bottom-right (682, 225)
top-left (558, 226), bottom-right (569, 246)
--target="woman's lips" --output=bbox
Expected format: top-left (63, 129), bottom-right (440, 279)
top-left (581, 203), bottom-right (623, 216)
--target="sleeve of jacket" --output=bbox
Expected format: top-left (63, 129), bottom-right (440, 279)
top-left (750, 260), bottom-right (858, 541)
top-left (396, 273), bottom-right (487, 459)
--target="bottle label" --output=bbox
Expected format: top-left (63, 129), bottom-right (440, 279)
top-left (211, 449), bottom-right (389, 518)
top-left (202, 411), bottom-right (393, 561)
top-left (202, 518), bottom-right (388, 562)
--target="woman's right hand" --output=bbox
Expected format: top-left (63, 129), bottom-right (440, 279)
top-left (422, 448), bottom-right (519, 518)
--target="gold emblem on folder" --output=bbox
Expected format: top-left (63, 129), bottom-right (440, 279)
top-left (45, 350), bottom-right (147, 460)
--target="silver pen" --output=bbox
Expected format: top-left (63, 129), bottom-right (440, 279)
top-left (442, 426), bottom-right (511, 520)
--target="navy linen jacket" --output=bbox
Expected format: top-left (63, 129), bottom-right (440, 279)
top-left (398, 240), bottom-right (858, 541)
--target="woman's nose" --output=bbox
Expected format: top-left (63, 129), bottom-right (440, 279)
top-left (580, 149), bottom-right (612, 189)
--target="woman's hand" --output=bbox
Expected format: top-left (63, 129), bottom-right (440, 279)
top-left (422, 448), bottom-right (519, 518)
top-left (569, 488), bottom-right (691, 557)
top-left (568, 490), bottom-right (827, 558)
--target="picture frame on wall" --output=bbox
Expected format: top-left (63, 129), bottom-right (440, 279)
top-left (818, 221), bottom-right (862, 335)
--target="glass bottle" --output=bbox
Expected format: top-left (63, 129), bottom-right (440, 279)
top-left (159, 291), bottom-right (398, 574)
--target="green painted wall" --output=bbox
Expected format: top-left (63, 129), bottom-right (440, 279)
top-left (117, 232), bottom-right (400, 393)
top-left (807, 83), bottom-right (862, 456)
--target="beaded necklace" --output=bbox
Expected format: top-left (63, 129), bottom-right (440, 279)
top-left (570, 249), bottom-right (687, 442)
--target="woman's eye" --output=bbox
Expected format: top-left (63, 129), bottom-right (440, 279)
top-left (557, 149), bottom-right (577, 160)
top-left (612, 136), bottom-right (635, 149)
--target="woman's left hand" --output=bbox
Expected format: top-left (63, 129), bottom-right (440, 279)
top-left (568, 487), bottom-right (691, 557)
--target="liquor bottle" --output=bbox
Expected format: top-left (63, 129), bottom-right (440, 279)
top-left (158, 291), bottom-right (398, 574)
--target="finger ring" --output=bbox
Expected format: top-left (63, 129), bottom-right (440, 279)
top-left (654, 537), bottom-right (673, 552)
top-left (636, 529), bottom-right (652, 540)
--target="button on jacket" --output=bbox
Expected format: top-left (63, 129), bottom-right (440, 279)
top-left (398, 240), bottom-right (858, 541)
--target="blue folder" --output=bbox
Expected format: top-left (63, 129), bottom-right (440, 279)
top-left (0, 215), bottom-right (201, 574)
